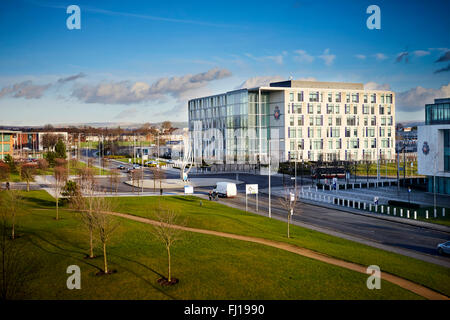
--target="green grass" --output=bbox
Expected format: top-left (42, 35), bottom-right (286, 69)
top-left (1, 190), bottom-right (421, 299)
top-left (112, 195), bottom-right (450, 297)
top-left (355, 161), bottom-right (420, 177)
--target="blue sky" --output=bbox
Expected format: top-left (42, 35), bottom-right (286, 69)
top-left (0, 0), bottom-right (449, 125)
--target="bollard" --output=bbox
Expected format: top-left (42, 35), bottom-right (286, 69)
top-left (360, 183), bottom-right (362, 189)
top-left (381, 206), bottom-right (384, 214)
top-left (316, 186), bottom-right (318, 192)
top-left (414, 211), bottom-right (417, 220)
top-left (426, 210), bottom-right (429, 219)
top-left (387, 207), bottom-right (390, 215)
top-left (375, 205), bottom-right (378, 213)
top-left (369, 204), bottom-right (372, 212)
top-left (364, 203), bottom-right (366, 210)
top-left (323, 185), bottom-right (325, 191)
top-left (443, 208), bottom-right (446, 217)
top-left (394, 208), bottom-right (396, 216)
top-left (400, 209), bottom-right (403, 217)
top-left (434, 208), bottom-right (437, 218)
top-left (345, 184), bottom-right (347, 190)
top-left (353, 201), bottom-right (355, 208)
top-left (407, 210), bottom-right (410, 219)
top-left (348, 200), bottom-right (350, 207)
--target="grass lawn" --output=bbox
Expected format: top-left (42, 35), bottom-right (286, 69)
top-left (1, 190), bottom-right (421, 299)
top-left (112, 195), bottom-right (450, 297)
top-left (355, 161), bottom-right (420, 178)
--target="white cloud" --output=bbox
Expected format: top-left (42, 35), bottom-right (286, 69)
top-left (318, 48), bottom-right (336, 66)
top-left (71, 68), bottom-right (232, 104)
top-left (396, 83), bottom-right (450, 112)
top-left (374, 53), bottom-right (388, 61)
top-left (413, 50), bottom-right (430, 57)
top-left (294, 50), bottom-right (315, 63)
top-left (355, 54), bottom-right (366, 60)
top-left (364, 82), bottom-right (391, 91)
top-left (0, 80), bottom-right (51, 99)
top-left (245, 53), bottom-right (285, 65)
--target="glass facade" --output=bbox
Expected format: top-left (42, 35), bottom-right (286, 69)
top-left (445, 129), bottom-right (450, 172)
top-left (425, 99), bottom-right (450, 125)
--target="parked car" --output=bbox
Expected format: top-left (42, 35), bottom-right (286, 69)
top-left (212, 182), bottom-right (237, 198)
top-left (133, 164), bottom-right (141, 169)
top-left (117, 165), bottom-right (125, 170)
top-left (437, 241), bottom-right (450, 255)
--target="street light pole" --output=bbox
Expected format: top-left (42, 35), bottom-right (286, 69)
top-left (268, 139), bottom-right (271, 219)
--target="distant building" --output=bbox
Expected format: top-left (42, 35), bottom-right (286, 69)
top-left (417, 98), bottom-right (450, 195)
top-left (188, 80), bottom-right (395, 165)
top-left (0, 130), bottom-right (15, 160)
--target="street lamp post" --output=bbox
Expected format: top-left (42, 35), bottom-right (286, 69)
top-left (268, 139), bottom-right (271, 219)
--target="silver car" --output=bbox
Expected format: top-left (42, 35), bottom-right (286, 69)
top-left (437, 241), bottom-right (450, 255)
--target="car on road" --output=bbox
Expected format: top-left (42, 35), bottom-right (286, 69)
top-left (133, 164), bottom-right (141, 169)
top-left (212, 182), bottom-right (237, 198)
top-left (117, 165), bottom-right (125, 170)
top-left (437, 241), bottom-right (450, 255)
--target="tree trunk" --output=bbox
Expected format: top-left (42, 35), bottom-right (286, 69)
top-left (103, 242), bottom-right (108, 274)
top-left (11, 215), bottom-right (15, 240)
top-left (27, 180), bottom-right (30, 192)
top-left (167, 246), bottom-right (171, 282)
top-left (287, 214), bottom-right (290, 238)
top-left (56, 195), bottom-right (59, 220)
top-left (89, 229), bottom-right (94, 258)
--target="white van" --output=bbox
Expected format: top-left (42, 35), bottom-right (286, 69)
top-left (212, 182), bottom-right (237, 198)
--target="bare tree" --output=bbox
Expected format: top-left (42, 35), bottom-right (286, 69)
top-left (0, 162), bottom-right (10, 191)
top-left (131, 170), bottom-right (140, 195)
top-left (108, 169), bottom-right (121, 194)
top-left (53, 166), bottom-right (68, 220)
top-left (71, 175), bottom-right (97, 259)
top-left (37, 158), bottom-right (49, 173)
top-left (3, 190), bottom-right (22, 240)
top-left (20, 164), bottom-right (36, 192)
top-left (362, 154), bottom-right (372, 183)
top-left (92, 196), bottom-right (119, 274)
top-left (42, 133), bottom-right (58, 151)
top-left (151, 166), bottom-right (166, 193)
top-left (150, 209), bottom-right (186, 284)
top-left (0, 202), bottom-right (36, 300)
top-left (278, 189), bottom-right (299, 238)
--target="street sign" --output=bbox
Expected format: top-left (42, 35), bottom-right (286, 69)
top-left (184, 185), bottom-right (194, 194)
top-left (246, 184), bottom-right (258, 195)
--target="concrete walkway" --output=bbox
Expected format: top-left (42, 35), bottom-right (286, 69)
top-left (106, 210), bottom-right (448, 300)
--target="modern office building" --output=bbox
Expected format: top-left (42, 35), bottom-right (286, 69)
top-left (0, 130), bottom-right (15, 160)
top-left (418, 98), bottom-right (450, 195)
top-left (188, 80), bottom-right (396, 165)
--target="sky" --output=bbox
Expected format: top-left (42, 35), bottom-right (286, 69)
top-left (0, 0), bottom-right (449, 126)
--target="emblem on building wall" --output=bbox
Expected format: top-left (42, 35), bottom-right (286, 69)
top-left (422, 141), bottom-right (430, 155)
top-left (274, 106), bottom-right (280, 120)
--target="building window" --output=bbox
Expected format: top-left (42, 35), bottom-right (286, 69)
top-left (363, 104), bottom-right (369, 114)
top-left (370, 94), bottom-right (376, 103)
top-left (386, 94), bottom-right (393, 104)
top-left (345, 104), bottom-right (350, 114)
top-left (298, 115), bottom-right (304, 126)
top-left (379, 105), bottom-right (384, 115)
top-left (352, 93), bottom-right (359, 103)
top-left (327, 104), bottom-right (333, 114)
top-left (317, 104), bottom-right (321, 114)
top-left (308, 104), bottom-right (314, 114)
top-left (363, 94), bottom-right (368, 103)
top-left (328, 117), bottom-right (333, 126)
top-left (336, 117), bottom-right (342, 126)
top-left (290, 92), bottom-right (294, 102)
top-left (336, 93), bottom-right (341, 103)
top-left (298, 91), bottom-right (304, 102)
top-left (335, 105), bottom-right (340, 114)
top-left (309, 92), bottom-right (319, 102)
top-left (328, 93), bottom-right (332, 102)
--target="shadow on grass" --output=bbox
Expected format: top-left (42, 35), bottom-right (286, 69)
top-left (25, 232), bottom-right (103, 272)
top-left (23, 196), bottom-right (55, 208)
top-left (111, 254), bottom-right (177, 300)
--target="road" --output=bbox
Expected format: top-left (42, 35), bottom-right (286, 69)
top-left (80, 149), bottom-right (450, 267)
